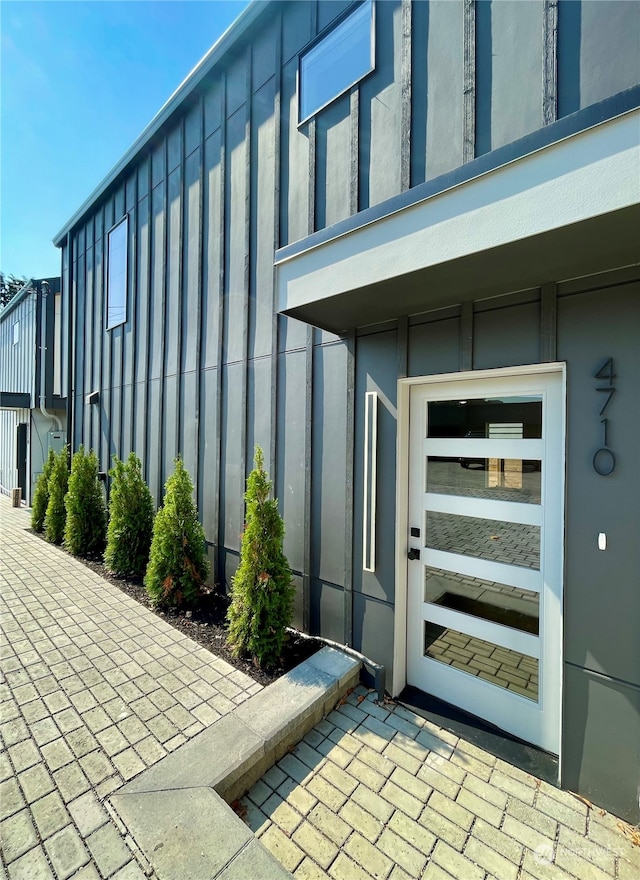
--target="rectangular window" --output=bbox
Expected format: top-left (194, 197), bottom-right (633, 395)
top-left (12, 321), bottom-right (19, 345)
top-left (107, 216), bottom-right (128, 329)
top-left (299, 0), bottom-right (374, 124)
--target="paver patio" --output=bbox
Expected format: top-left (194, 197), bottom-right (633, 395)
top-left (1, 494), bottom-right (639, 879)
top-left (0, 498), bottom-right (259, 879)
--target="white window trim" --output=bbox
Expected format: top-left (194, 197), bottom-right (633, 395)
top-left (298, 0), bottom-right (375, 126)
top-left (106, 215), bottom-right (128, 330)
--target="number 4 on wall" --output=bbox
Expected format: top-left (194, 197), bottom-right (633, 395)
top-left (594, 357), bottom-right (616, 416)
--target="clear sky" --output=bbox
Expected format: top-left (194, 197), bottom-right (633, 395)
top-left (1, 0), bottom-right (251, 280)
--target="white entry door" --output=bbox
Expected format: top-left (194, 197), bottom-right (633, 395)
top-left (406, 368), bottom-right (564, 754)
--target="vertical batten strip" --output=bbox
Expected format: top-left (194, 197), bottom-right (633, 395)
top-left (176, 119), bottom-right (185, 462)
top-left (543, 0), bottom-right (559, 125)
top-left (463, 0), bottom-right (476, 163)
top-left (241, 50), bottom-right (251, 497)
top-left (129, 174), bottom-right (139, 456)
top-left (158, 141), bottom-right (169, 502)
top-left (349, 89), bottom-right (359, 216)
top-left (460, 301), bottom-right (473, 372)
top-left (400, 0), bottom-right (412, 192)
top-left (143, 163), bottom-right (153, 486)
top-left (344, 329), bottom-right (356, 645)
top-left (363, 390), bottom-right (378, 573)
top-left (270, 12), bottom-right (283, 487)
top-left (397, 315), bottom-right (409, 379)
top-left (541, 283), bottom-right (557, 362)
top-left (195, 96), bottom-right (205, 514)
top-left (214, 73), bottom-right (227, 583)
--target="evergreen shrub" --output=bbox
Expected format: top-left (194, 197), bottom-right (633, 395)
top-left (227, 446), bottom-right (295, 668)
top-left (64, 446), bottom-right (106, 557)
top-left (44, 447), bottom-right (69, 545)
top-left (144, 458), bottom-right (209, 609)
top-left (31, 447), bottom-right (56, 532)
top-left (105, 452), bottom-right (154, 578)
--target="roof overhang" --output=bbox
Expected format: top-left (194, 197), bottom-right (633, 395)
top-left (276, 103), bottom-right (640, 335)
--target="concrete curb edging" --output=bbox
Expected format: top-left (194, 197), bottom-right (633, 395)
top-left (109, 647), bottom-right (361, 879)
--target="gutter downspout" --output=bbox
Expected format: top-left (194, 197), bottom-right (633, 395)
top-left (38, 280), bottom-right (62, 430)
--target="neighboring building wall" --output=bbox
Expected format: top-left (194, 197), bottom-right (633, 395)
top-left (0, 408), bottom-right (29, 498)
top-left (0, 289), bottom-right (38, 406)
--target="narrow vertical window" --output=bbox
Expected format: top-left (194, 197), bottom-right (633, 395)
top-left (299, 0), bottom-right (375, 124)
top-left (12, 321), bottom-right (19, 345)
top-left (107, 217), bottom-right (128, 329)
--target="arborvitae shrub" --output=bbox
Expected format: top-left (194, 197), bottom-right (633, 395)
top-left (31, 448), bottom-right (56, 532)
top-left (64, 446), bottom-right (106, 557)
top-left (44, 447), bottom-right (69, 545)
top-left (144, 458), bottom-right (209, 609)
top-left (105, 453), bottom-right (154, 578)
top-left (227, 446), bottom-right (295, 668)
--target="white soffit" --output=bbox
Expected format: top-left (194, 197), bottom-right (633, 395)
top-left (277, 109), bottom-right (640, 313)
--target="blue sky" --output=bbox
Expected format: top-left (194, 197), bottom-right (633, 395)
top-left (1, 0), bottom-right (250, 280)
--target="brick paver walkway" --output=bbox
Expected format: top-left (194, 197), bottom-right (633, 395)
top-left (243, 690), bottom-right (640, 880)
top-left (0, 498), bottom-right (259, 879)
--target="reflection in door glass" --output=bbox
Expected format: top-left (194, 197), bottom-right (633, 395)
top-left (427, 457), bottom-right (541, 504)
top-left (424, 623), bottom-right (538, 701)
top-left (427, 397), bottom-right (542, 439)
top-left (427, 512), bottom-right (540, 569)
top-left (425, 567), bottom-right (539, 634)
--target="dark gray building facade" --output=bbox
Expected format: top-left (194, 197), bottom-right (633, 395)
top-left (54, 1), bottom-right (640, 820)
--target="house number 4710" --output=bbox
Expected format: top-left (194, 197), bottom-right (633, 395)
top-left (592, 357), bottom-right (616, 476)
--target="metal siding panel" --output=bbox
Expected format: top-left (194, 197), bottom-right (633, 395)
top-left (180, 370), bottom-right (198, 480)
top-left (359, 0), bottom-right (403, 210)
top-left (558, 286), bottom-right (640, 685)
top-left (425, 0), bottom-right (465, 181)
top-left (562, 666), bottom-right (640, 823)
top-left (476, 0), bottom-right (545, 156)
top-left (249, 80), bottom-right (277, 361)
top-left (203, 131), bottom-right (222, 370)
top-left (110, 385), bottom-right (121, 458)
top-left (149, 184), bottom-right (166, 380)
top-left (165, 166), bottom-right (182, 378)
top-left (204, 80), bottom-right (223, 137)
top-left (152, 143), bottom-right (166, 188)
top-left (114, 187), bottom-right (125, 221)
top-left (200, 367), bottom-right (219, 544)
top-left (473, 301), bottom-right (541, 370)
top-left (99, 389), bottom-right (110, 471)
top-left (135, 195), bottom-right (150, 386)
top-left (282, 0), bottom-right (313, 64)
top-left (315, 95), bottom-right (351, 230)
top-left (182, 149), bottom-right (201, 375)
top-left (221, 362), bottom-right (244, 553)
top-left (311, 343), bottom-right (348, 586)
top-left (280, 59), bottom-right (309, 247)
top-left (558, 0), bottom-right (640, 118)
top-left (147, 378), bottom-right (161, 504)
top-left (167, 124), bottom-right (183, 173)
top-left (223, 107), bottom-right (247, 366)
top-left (133, 381), bottom-right (147, 471)
top-left (252, 19), bottom-right (278, 92)
top-left (162, 374), bottom-right (177, 483)
top-left (353, 329), bottom-right (398, 603)
top-left (121, 384), bottom-right (132, 459)
top-left (310, 579), bottom-right (345, 643)
top-left (126, 173), bottom-right (136, 212)
top-left (247, 357), bottom-right (272, 474)
top-left (352, 593), bottom-right (396, 685)
top-left (276, 349), bottom-right (307, 574)
top-left (75, 254), bottom-right (86, 411)
top-left (226, 52), bottom-right (248, 117)
top-left (138, 157), bottom-right (150, 200)
top-left (185, 102), bottom-right (201, 157)
top-left (93, 230), bottom-right (104, 400)
top-left (408, 316), bottom-right (461, 377)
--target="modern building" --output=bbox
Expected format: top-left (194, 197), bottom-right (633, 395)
top-left (53, 1), bottom-right (639, 820)
top-left (0, 277), bottom-right (66, 504)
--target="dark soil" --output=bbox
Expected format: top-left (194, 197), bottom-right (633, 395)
top-left (34, 532), bottom-right (318, 688)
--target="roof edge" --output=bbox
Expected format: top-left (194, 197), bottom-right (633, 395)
top-left (53, 0), bottom-right (270, 248)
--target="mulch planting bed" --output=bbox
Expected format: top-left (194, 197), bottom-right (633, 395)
top-left (34, 532), bottom-right (317, 688)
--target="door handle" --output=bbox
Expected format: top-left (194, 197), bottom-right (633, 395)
top-left (407, 547), bottom-right (421, 561)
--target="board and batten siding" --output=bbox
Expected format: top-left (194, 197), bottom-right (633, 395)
top-left (59, 0), bottom-right (639, 662)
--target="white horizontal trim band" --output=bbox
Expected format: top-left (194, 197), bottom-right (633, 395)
top-left (423, 548), bottom-right (542, 593)
top-left (424, 602), bottom-right (540, 658)
top-left (423, 493), bottom-right (542, 526)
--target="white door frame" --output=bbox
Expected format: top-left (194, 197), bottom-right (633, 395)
top-left (394, 363), bottom-right (566, 749)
